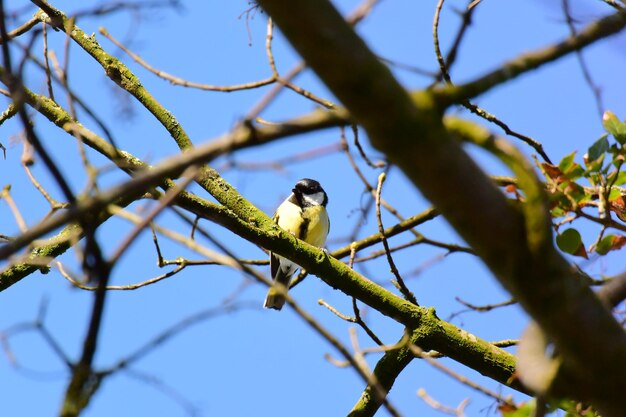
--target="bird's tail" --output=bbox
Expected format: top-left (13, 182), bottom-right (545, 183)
top-left (263, 269), bottom-right (291, 310)
top-left (263, 285), bottom-right (287, 310)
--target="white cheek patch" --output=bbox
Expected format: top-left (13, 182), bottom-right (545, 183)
top-left (302, 191), bottom-right (325, 206)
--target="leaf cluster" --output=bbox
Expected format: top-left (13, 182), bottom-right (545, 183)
top-left (541, 111), bottom-right (626, 258)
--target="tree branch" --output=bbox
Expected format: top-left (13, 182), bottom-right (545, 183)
top-left (434, 9), bottom-right (626, 106)
top-left (7, 3), bottom-right (622, 413)
top-left (254, 0), bottom-right (626, 414)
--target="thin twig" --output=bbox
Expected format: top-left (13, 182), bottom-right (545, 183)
top-left (1, 185), bottom-right (28, 232)
top-left (354, 237), bottom-right (473, 264)
top-left (410, 344), bottom-right (515, 407)
top-left (15, 43), bottom-right (119, 147)
top-left (0, 14), bottom-right (39, 44)
top-left (246, 0), bottom-right (381, 121)
top-left (351, 124), bottom-right (385, 168)
top-left (455, 297), bottom-right (516, 312)
top-left (561, 0), bottom-right (604, 118)
top-left (319, 299), bottom-right (356, 322)
top-left (491, 339), bottom-right (518, 348)
top-left (245, 60), bottom-right (305, 120)
top-left (265, 17), bottom-right (279, 78)
top-left (352, 297), bottom-right (384, 346)
top-left (23, 159), bottom-right (66, 209)
top-left (103, 303), bottom-right (258, 373)
top-left (1, 3), bottom-right (109, 282)
top-left (442, 1), bottom-right (476, 79)
top-left (122, 369), bottom-right (199, 417)
top-left (340, 129), bottom-right (425, 241)
top-left (42, 22), bottom-right (54, 99)
top-left (108, 166), bottom-right (199, 266)
top-left (433, 0), bottom-right (450, 83)
top-left (99, 27), bottom-right (275, 92)
top-left (375, 173), bottom-right (418, 305)
top-left (432, 0), bottom-right (552, 162)
top-left (417, 389), bottom-right (469, 417)
top-left (58, 261), bottom-right (187, 291)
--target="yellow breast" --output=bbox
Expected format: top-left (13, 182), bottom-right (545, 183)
top-left (274, 202), bottom-right (329, 248)
top-left (301, 205), bottom-right (330, 247)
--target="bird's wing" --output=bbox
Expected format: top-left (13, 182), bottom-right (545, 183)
top-left (270, 252), bottom-right (280, 279)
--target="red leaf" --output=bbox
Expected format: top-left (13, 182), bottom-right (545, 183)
top-left (574, 244), bottom-right (588, 259)
top-left (497, 403), bottom-right (518, 413)
top-left (609, 195), bottom-right (626, 222)
top-left (611, 235), bottom-right (626, 251)
top-left (541, 163), bottom-right (564, 181)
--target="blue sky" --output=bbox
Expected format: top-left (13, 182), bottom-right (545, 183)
top-left (1, 1), bottom-right (626, 416)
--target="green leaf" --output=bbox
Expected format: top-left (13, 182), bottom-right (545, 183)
top-left (577, 192), bottom-right (593, 207)
top-left (597, 235), bottom-right (616, 255)
top-left (587, 134), bottom-right (609, 162)
top-left (563, 182), bottom-right (586, 203)
top-left (608, 143), bottom-right (626, 165)
top-left (585, 153), bottom-right (604, 174)
top-left (587, 171), bottom-right (601, 186)
top-left (611, 170), bottom-right (626, 186)
top-left (557, 151), bottom-right (584, 179)
top-left (603, 111), bottom-right (626, 145)
top-left (608, 187), bottom-right (622, 201)
top-left (550, 206), bottom-right (566, 219)
top-left (547, 398), bottom-right (600, 417)
top-left (558, 151), bottom-right (576, 173)
top-left (565, 163), bottom-right (584, 180)
top-left (556, 228), bottom-right (586, 258)
top-left (595, 234), bottom-right (626, 255)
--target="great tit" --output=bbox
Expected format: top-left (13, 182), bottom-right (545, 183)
top-left (263, 178), bottom-right (330, 310)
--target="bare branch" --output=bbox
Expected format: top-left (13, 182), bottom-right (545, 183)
top-left (0, 14), bottom-right (38, 44)
top-left (561, 0), bottom-right (604, 118)
top-left (99, 26), bottom-right (275, 92)
top-left (409, 344), bottom-right (515, 407)
top-left (374, 172), bottom-right (418, 305)
top-left (436, 9), bottom-right (626, 106)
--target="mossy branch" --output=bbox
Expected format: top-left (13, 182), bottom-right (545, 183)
top-left (0, 93), bottom-right (521, 404)
top-left (0, 224), bottom-right (78, 291)
top-left (255, 0), bottom-right (626, 414)
top-left (33, 0), bottom-right (193, 150)
top-left (9, 3), bottom-right (594, 411)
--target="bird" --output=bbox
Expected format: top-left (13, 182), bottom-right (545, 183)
top-left (263, 178), bottom-right (330, 310)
